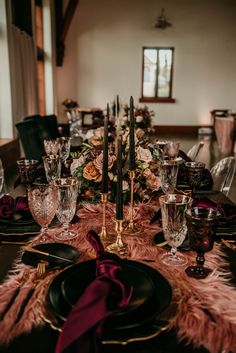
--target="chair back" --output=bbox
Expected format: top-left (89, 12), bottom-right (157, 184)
top-left (16, 119), bottom-right (43, 160)
top-left (210, 156), bottom-right (236, 196)
top-left (187, 141), bottom-right (204, 161)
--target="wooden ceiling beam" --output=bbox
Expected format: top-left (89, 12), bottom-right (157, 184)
top-left (55, 0), bottom-right (79, 66)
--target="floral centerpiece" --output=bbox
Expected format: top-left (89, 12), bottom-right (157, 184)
top-left (62, 98), bottom-right (79, 110)
top-left (122, 105), bottom-right (155, 132)
top-left (70, 126), bottom-right (161, 203)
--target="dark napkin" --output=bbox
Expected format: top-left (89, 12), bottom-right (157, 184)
top-left (55, 230), bottom-right (132, 353)
top-left (0, 195), bottom-right (40, 238)
top-left (193, 197), bottom-right (236, 238)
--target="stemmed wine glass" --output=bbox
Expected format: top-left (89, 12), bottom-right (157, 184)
top-left (28, 183), bottom-right (58, 242)
top-left (159, 194), bottom-right (192, 266)
top-left (185, 162), bottom-right (205, 194)
top-left (54, 177), bottom-right (79, 240)
top-left (57, 137), bottom-right (71, 165)
top-left (44, 139), bottom-right (59, 156)
top-left (159, 160), bottom-right (179, 194)
top-left (164, 141), bottom-right (180, 161)
top-left (185, 207), bottom-right (217, 279)
top-left (0, 158), bottom-right (5, 195)
top-left (43, 155), bottom-right (62, 184)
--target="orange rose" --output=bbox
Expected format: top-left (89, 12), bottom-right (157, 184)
top-left (83, 161), bottom-right (102, 182)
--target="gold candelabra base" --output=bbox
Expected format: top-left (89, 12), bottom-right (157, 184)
top-left (99, 192), bottom-right (112, 241)
top-left (106, 219), bottom-right (128, 255)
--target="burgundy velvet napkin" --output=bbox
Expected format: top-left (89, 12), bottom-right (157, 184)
top-left (55, 230), bottom-right (132, 353)
top-left (193, 197), bottom-right (236, 222)
top-left (0, 195), bottom-right (30, 219)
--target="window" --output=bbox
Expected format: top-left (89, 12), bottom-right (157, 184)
top-left (140, 47), bottom-right (175, 103)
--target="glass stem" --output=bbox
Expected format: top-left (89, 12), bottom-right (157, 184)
top-left (171, 246), bottom-right (177, 257)
top-left (196, 251), bottom-right (205, 271)
top-left (63, 222), bottom-right (69, 234)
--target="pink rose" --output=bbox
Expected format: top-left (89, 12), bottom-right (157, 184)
top-left (136, 146), bottom-right (152, 163)
top-left (94, 152), bottom-right (116, 173)
top-left (146, 175), bottom-right (161, 191)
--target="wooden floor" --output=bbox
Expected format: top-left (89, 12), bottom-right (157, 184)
top-left (3, 131), bottom-right (236, 204)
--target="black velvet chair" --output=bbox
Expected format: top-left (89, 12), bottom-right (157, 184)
top-left (16, 114), bottom-right (60, 160)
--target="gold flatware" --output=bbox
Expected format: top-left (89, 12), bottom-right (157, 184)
top-left (221, 239), bottom-right (236, 250)
top-left (23, 246), bottom-right (74, 263)
top-left (1, 241), bottom-right (28, 246)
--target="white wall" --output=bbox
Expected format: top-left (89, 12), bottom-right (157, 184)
top-left (56, 0), bottom-right (236, 126)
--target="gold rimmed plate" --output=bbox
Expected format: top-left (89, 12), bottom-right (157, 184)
top-left (46, 259), bottom-right (172, 344)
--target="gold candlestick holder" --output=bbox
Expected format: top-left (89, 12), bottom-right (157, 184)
top-left (99, 192), bottom-right (110, 241)
top-left (106, 219), bottom-right (128, 255)
top-left (124, 169), bottom-right (142, 235)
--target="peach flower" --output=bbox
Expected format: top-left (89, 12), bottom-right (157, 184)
top-left (83, 161), bottom-right (102, 182)
top-left (146, 175), bottom-right (161, 191)
top-left (136, 146), bottom-right (152, 163)
top-left (93, 152), bottom-right (116, 173)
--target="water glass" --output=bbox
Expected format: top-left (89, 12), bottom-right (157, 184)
top-left (43, 155), bottom-right (61, 184)
top-left (17, 159), bottom-right (39, 187)
top-left (159, 161), bottom-right (179, 194)
top-left (28, 184), bottom-right (58, 242)
top-left (54, 177), bottom-right (79, 240)
top-left (185, 207), bottom-right (217, 279)
top-left (159, 194), bottom-right (192, 266)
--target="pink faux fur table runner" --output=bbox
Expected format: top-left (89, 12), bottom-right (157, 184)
top-left (0, 202), bottom-right (236, 353)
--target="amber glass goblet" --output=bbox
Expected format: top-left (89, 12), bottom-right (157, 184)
top-left (185, 207), bottom-right (217, 279)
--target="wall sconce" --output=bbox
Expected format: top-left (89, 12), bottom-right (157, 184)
top-left (155, 8), bottom-right (172, 29)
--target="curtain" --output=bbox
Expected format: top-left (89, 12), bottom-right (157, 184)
top-left (8, 24), bottom-right (39, 131)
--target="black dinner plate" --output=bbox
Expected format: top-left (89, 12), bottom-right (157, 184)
top-left (47, 259), bottom-right (172, 341)
top-left (22, 243), bottom-right (80, 269)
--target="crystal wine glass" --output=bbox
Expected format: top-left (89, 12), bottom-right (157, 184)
top-left (28, 183), bottom-right (58, 242)
top-left (44, 139), bottom-right (59, 156)
top-left (43, 155), bottom-right (62, 184)
top-left (164, 141), bottom-right (180, 161)
top-left (54, 177), bottom-right (79, 240)
top-left (185, 207), bottom-right (217, 279)
top-left (159, 194), bottom-right (192, 266)
top-left (159, 160), bottom-right (179, 194)
top-left (0, 158), bottom-right (4, 195)
top-left (57, 137), bottom-right (71, 164)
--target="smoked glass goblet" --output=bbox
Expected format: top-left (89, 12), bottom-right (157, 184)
top-left (185, 161), bottom-right (205, 193)
top-left (159, 194), bottom-right (192, 266)
top-left (185, 207), bottom-right (217, 279)
top-left (54, 177), bottom-right (79, 240)
top-left (17, 159), bottom-right (39, 188)
top-left (28, 184), bottom-right (58, 242)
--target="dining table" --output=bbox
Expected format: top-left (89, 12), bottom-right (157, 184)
top-left (0, 190), bottom-right (236, 353)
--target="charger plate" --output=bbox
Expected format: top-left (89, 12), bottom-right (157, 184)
top-left (46, 259), bottom-right (172, 344)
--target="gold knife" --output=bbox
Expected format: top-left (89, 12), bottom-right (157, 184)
top-left (23, 246), bottom-right (74, 263)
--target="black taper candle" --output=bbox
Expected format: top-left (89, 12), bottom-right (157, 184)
top-left (116, 136), bottom-right (123, 220)
top-left (129, 96), bottom-right (136, 170)
top-left (101, 104), bottom-right (109, 193)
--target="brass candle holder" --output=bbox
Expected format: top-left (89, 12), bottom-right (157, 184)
top-left (106, 219), bottom-right (127, 255)
top-left (124, 169), bottom-right (142, 235)
top-left (99, 192), bottom-right (110, 241)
